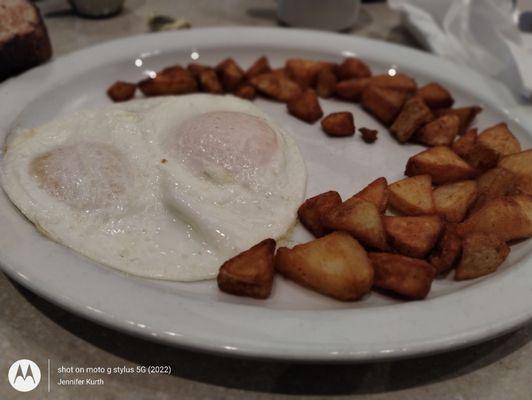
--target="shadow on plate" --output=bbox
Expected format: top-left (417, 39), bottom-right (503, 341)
top-left (12, 278), bottom-right (531, 395)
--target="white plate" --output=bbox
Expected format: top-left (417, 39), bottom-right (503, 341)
top-left (1, 27), bottom-right (531, 362)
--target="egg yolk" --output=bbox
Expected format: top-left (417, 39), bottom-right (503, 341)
top-left (30, 142), bottom-right (131, 210)
top-left (172, 111), bottom-right (279, 178)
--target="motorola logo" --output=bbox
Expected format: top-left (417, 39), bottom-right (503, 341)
top-left (8, 359), bottom-right (41, 392)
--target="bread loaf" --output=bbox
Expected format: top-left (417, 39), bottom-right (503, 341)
top-left (0, 0), bottom-right (52, 81)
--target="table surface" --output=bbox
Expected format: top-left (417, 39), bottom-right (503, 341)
top-left (1, 1), bottom-right (532, 399)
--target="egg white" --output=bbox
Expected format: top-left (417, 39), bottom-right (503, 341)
top-left (1, 95), bottom-right (307, 281)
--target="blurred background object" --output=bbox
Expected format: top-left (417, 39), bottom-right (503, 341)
top-left (277, 0), bottom-right (361, 31)
top-left (0, 0), bottom-right (52, 81)
top-left (389, 0), bottom-right (532, 99)
top-left (68, 0), bottom-right (124, 18)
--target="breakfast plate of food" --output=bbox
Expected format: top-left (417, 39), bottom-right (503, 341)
top-left (0, 27), bottom-right (531, 361)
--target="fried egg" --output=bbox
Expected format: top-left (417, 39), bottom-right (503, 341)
top-left (1, 95), bottom-right (307, 281)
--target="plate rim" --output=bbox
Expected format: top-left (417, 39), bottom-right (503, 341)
top-left (1, 26), bottom-right (531, 362)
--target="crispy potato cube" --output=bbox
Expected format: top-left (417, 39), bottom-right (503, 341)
top-left (369, 73), bottom-right (418, 93)
top-left (107, 81), bottom-right (136, 102)
top-left (287, 89), bottom-right (323, 123)
top-left (388, 175), bottom-right (435, 216)
top-left (457, 194), bottom-right (532, 241)
top-left (369, 252), bottom-right (435, 299)
top-left (234, 83), bottom-right (256, 100)
top-left (159, 64), bottom-right (186, 77)
top-left (138, 70), bottom-right (198, 96)
top-left (335, 78), bottom-right (370, 101)
top-left (429, 223), bottom-right (462, 274)
top-left (452, 128), bottom-right (477, 158)
top-left (439, 106), bottom-right (482, 135)
top-left (384, 215), bottom-right (443, 258)
top-left (285, 58), bottom-right (333, 88)
top-left (198, 69), bottom-right (224, 94)
top-left (297, 191), bottom-right (342, 237)
top-left (405, 146), bottom-right (477, 184)
top-left (471, 167), bottom-right (519, 213)
top-left (350, 177), bottom-right (388, 213)
top-left (463, 142), bottom-right (499, 171)
top-left (454, 233), bottom-right (509, 280)
top-left (478, 123), bottom-right (521, 157)
top-left (361, 86), bottom-right (407, 125)
top-left (316, 68), bottom-right (338, 98)
top-left (390, 97), bottom-right (433, 143)
top-left (359, 127), bottom-right (378, 143)
top-left (217, 239), bottom-right (276, 299)
top-left (415, 114), bottom-right (459, 147)
top-left (187, 63), bottom-right (210, 78)
top-left (271, 68), bottom-right (290, 80)
top-left (321, 112), bottom-right (355, 137)
top-left (275, 232), bottom-right (374, 301)
top-left (244, 55), bottom-right (271, 80)
top-left (215, 58), bottom-right (245, 92)
top-left (336, 57), bottom-right (372, 80)
top-left (417, 82), bottom-right (454, 109)
top-left (465, 123), bottom-right (521, 170)
top-left (322, 198), bottom-right (389, 250)
top-left (433, 180), bottom-right (478, 222)
top-left (250, 72), bottom-right (302, 102)
top-left (498, 149), bottom-right (532, 195)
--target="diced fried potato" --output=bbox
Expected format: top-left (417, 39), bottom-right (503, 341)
top-left (350, 177), bottom-right (388, 213)
top-left (384, 215), bottom-right (443, 258)
top-left (454, 233), bottom-right (509, 280)
top-left (217, 238), bottom-right (276, 299)
top-left (275, 232), bottom-right (374, 301)
top-left (417, 82), bottom-right (454, 109)
top-left (244, 55), bottom-right (271, 80)
top-left (361, 86), bottom-right (407, 125)
top-left (316, 68), bottom-right (338, 98)
top-left (369, 73), bottom-right (418, 93)
top-left (457, 194), bottom-right (532, 241)
top-left (187, 63), bottom-right (210, 78)
top-left (138, 70), bottom-right (198, 96)
top-left (452, 128), bottom-right (477, 158)
top-left (159, 64), bottom-right (186, 77)
top-left (297, 191), bottom-right (342, 237)
top-left (463, 142), bottom-right (499, 171)
top-left (433, 180), bottom-right (478, 222)
top-left (335, 78), bottom-right (370, 101)
top-left (271, 68), bottom-right (289, 79)
top-left (405, 146), bottom-right (477, 184)
top-left (198, 69), bottom-right (224, 94)
top-left (250, 72), bottom-right (302, 102)
top-left (388, 175), bottom-right (435, 216)
top-left (322, 198), bottom-right (389, 250)
top-left (287, 89), bottom-right (323, 123)
top-left (415, 114), bottom-right (459, 147)
top-left (107, 81), bottom-right (136, 102)
top-left (390, 97), bottom-right (433, 143)
top-left (321, 112), bottom-right (355, 137)
top-left (471, 167), bottom-right (519, 213)
top-left (438, 106), bottom-right (482, 135)
top-left (285, 58), bottom-right (333, 88)
top-left (359, 127), bottom-right (378, 143)
top-left (336, 57), bottom-right (372, 80)
top-left (429, 223), bottom-right (462, 274)
top-left (215, 58), bottom-right (245, 92)
top-left (479, 123), bottom-right (521, 157)
top-left (465, 123), bottom-right (521, 170)
top-left (498, 149), bottom-right (532, 195)
top-left (234, 83), bottom-right (257, 100)
top-left (369, 252), bottom-right (435, 299)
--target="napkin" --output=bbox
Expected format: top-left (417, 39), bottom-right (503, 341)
top-left (388, 0), bottom-right (532, 100)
